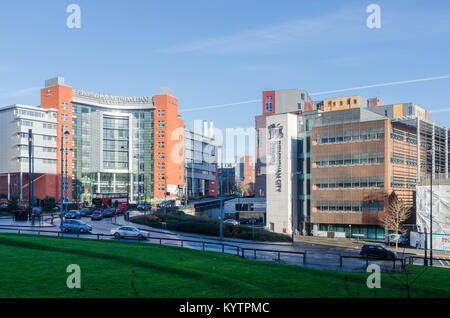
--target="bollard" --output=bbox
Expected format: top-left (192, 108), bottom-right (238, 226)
top-left (340, 256), bottom-right (343, 267)
top-left (254, 250), bottom-right (256, 259)
top-left (181, 241), bottom-right (184, 247)
top-left (202, 242), bottom-right (205, 251)
top-left (277, 252), bottom-right (281, 262)
top-left (222, 245), bottom-right (224, 253)
top-left (303, 253), bottom-right (306, 265)
top-left (366, 257), bottom-right (369, 269)
top-left (159, 238), bottom-right (162, 245)
top-left (393, 259), bottom-right (396, 270)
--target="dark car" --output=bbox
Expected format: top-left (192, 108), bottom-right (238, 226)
top-left (91, 212), bottom-right (103, 221)
top-left (101, 208), bottom-right (114, 218)
top-left (360, 244), bottom-right (397, 260)
top-left (79, 208), bottom-right (92, 217)
top-left (65, 210), bottom-right (81, 219)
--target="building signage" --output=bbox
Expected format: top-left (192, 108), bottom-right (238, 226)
top-left (73, 89), bottom-right (153, 106)
top-left (268, 123), bottom-right (283, 192)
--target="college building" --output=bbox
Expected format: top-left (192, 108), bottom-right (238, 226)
top-left (0, 77), bottom-right (185, 203)
top-left (255, 89), bottom-right (449, 239)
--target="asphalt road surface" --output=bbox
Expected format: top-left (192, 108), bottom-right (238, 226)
top-left (1, 213), bottom-right (448, 272)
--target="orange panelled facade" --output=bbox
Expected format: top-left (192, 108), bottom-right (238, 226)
top-left (243, 155), bottom-right (255, 195)
top-left (40, 84), bottom-right (73, 201)
top-left (153, 94), bottom-right (184, 198)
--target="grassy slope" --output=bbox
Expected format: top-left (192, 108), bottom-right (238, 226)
top-left (0, 233), bottom-right (449, 298)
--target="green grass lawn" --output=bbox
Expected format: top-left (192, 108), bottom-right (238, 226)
top-left (0, 233), bottom-right (449, 298)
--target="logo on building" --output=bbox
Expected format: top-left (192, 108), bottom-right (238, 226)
top-left (268, 123), bottom-right (283, 192)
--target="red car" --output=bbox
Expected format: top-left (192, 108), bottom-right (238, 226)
top-left (115, 205), bottom-right (127, 214)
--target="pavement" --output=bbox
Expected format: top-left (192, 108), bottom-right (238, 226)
top-left (0, 211), bottom-right (449, 271)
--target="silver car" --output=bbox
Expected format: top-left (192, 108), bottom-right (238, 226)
top-left (110, 226), bottom-right (150, 240)
top-left (224, 219), bottom-right (240, 226)
top-left (63, 220), bottom-right (92, 233)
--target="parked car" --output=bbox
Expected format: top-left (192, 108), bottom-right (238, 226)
top-left (92, 207), bottom-right (103, 213)
top-left (90, 212), bottom-right (103, 221)
top-left (224, 219), bottom-right (240, 226)
top-left (101, 208), bottom-right (114, 218)
top-left (360, 244), bottom-right (397, 260)
top-left (79, 208), bottom-right (92, 217)
top-left (110, 226), bottom-right (150, 240)
top-left (115, 205), bottom-right (127, 214)
top-left (62, 220), bottom-right (92, 233)
top-left (65, 210), bottom-right (81, 219)
top-left (238, 218), bottom-right (249, 225)
top-left (385, 234), bottom-right (408, 246)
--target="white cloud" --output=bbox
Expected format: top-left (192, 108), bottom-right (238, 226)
top-left (160, 16), bottom-right (332, 54)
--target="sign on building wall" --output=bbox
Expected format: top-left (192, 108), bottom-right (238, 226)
top-left (267, 123), bottom-right (283, 192)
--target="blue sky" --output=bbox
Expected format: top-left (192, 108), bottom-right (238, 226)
top-left (0, 0), bottom-right (449, 158)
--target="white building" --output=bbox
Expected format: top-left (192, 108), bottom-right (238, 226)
top-left (0, 104), bottom-right (58, 200)
top-left (412, 180), bottom-right (450, 251)
top-left (223, 197), bottom-right (266, 223)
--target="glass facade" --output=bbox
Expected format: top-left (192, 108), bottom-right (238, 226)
top-left (71, 103), bottom-right (154, 203)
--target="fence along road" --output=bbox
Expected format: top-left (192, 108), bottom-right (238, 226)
top-left (0, 224), bottom-right (434, 272)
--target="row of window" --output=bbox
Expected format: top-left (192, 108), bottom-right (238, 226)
top-left (18, 158), bottom-right (56, 164)
top-left (316, 200), bottom-right (385, 212)
top-left (316, 154), bottom-right (384, 167)
top-left (317, 128), bottom-right (384, 145)
top-left (16, 109), bottom-right (53, 118)
top-left (315, 177), bottom-right (384, 189)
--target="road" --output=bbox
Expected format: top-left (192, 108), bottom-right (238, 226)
top-left (1, 212), bottom-right (449, 272)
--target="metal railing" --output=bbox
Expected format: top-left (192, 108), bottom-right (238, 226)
top-left (241, 247), bottom-right (307, 265)
top-left (340, 255), bottom-right (405, 269)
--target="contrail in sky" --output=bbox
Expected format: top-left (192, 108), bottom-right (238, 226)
top-left (182, 75), bottom-right (450, 112)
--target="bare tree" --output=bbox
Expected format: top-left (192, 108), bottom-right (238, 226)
top-left (383, 193), bottom-right (411, 250)
top-left (235, 181), bottom-right (251, 197)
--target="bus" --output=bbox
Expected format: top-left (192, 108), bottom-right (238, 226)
top-left (92, 193), bottom-right (129, 213)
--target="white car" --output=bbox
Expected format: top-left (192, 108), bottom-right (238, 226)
top-left (110, 226), bottom-right (150, 240)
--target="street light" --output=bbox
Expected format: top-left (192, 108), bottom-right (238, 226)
top-left (218, 145), bottom-right (224, 240)
top-left (60, 129), bottom-right (70, 234)
top-left (427, 146), bottom-right (433, 266)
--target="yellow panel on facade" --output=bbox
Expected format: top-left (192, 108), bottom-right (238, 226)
top-left (393, 104), bottom-right (403, 119)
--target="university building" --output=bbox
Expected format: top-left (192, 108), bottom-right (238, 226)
top-left (256, 89), bottom-right (449, 239)
top-left (0, 104), bottom-right (58, 201)
top-left (0, 77), bottom-right (185, 203)
top-left (184, 121), bottom-right (218, 198)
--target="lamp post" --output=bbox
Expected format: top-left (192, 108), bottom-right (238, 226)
top-left (28, 129), bottom-right (34, 225)
top-left (427, 147), bottom-right (433, 266)
top-left (219, 145), bottom-right (224, 240)
top-left (60, 129), bottom-right (70, 233)
top-left (64, 148), bottom-right (73, 216)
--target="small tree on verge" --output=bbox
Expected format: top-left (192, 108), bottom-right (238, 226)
top-left (235, 181), bottom-right (251, 197)
top-left (383, 192), bottom-right (411, 250)
top-left (42, 196), bottom-right (56, 212)
top-left (7, 195), bottom-right (19, 212)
